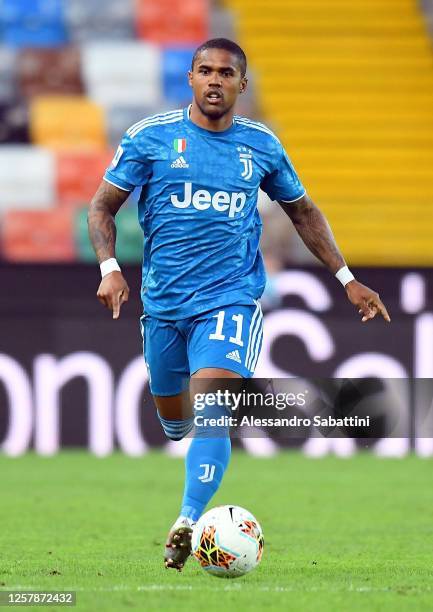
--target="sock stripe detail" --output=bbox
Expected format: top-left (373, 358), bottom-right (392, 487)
top-left (160, 420), bottom-right (190, 430)
top-left (158, 413), bottom-right (194, 440)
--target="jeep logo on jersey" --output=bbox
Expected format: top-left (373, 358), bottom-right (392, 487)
top-left (170, 182), bottom-right (246, 218)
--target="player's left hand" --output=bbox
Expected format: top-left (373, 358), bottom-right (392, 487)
top-left (345, 280), bottom-right (391, 323)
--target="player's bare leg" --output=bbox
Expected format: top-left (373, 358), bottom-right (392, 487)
top-left (156, 368), bottom-right (241, 572)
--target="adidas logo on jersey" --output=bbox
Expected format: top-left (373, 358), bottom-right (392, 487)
top-left (226, 350), bottom-right (241, 364)
top-left (170, 182), bottom-right (246, 218)
top-left (171, 156), bottom-right (189, 169)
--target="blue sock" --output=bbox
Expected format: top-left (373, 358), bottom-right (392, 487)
top-left (180, 402), bottom-right (231, 522)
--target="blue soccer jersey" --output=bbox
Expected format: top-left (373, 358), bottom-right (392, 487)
top-left (104, 106), bottom-right (305, 320)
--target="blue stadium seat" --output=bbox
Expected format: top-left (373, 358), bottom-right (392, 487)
top-left (1, 0), bottom-right (68, 47)
top-left (2, 0), bottom-right (65, 21)
top-left (162, 48), bottom-right (196, 104)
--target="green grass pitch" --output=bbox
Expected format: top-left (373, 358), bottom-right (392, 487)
top-left (0, 451), bottom-right (432, 611)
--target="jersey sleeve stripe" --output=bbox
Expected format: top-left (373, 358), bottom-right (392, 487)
top-left (235, 116), bottom-right (274, 131)
top-left (235, 118), bottom-right (277, 139)
top-left (128, 113), bottom-right (183, 137)
top-left (238, 117), bottom-right (276, 135)
top-left (103, 176), bottom-right (132, 192)
top-left (127, 109), bottom-right (183, 133)
top-left (129, 115), bottom-right (183, 138)
top-left (234, 117), bottom-right (280, 143)
top-left (127, 110), bottom-right (183, 136)
top-left (280, 190), bottom-right (306, 203)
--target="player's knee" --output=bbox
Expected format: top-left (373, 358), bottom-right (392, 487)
top-left (157, 412), bottom-right (194, 441)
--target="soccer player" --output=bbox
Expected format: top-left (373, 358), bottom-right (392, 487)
top-left (88, 38), bottom-right (390, 571)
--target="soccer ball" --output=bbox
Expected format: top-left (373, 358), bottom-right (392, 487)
top-left (191, 505), bottom-right (264, 578)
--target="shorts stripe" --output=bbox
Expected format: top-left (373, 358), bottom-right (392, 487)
top-left (244, 300), bottom-right (260, 368)
top-left (245, 301), bottom-right (263, 371)
top-left (249, 325), bottom-right (263, 373)
top-left (247, 314), bottom-right (263, 372)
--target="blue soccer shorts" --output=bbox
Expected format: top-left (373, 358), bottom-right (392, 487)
top-left (140, 301), bottom-right (263, 396)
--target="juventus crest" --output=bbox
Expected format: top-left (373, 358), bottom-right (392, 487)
top-left (238, 147), bottom-right (253, 180)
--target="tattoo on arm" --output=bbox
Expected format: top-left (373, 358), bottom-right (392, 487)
top-left (87, 181), bottom-right (130, 263)
top-left (279, 195), bottom-right (345, 273)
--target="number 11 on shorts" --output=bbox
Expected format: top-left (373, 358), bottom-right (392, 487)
top-left (209, 310), bottom-right (244, 347)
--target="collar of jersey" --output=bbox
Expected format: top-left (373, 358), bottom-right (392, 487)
top-left (184, 105), bottom-right (236, 137)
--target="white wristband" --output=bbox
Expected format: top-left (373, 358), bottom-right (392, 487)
top-left (100, 258), bottom-right (121, 278)
top-left (335, 265), bottom-right (355, 287)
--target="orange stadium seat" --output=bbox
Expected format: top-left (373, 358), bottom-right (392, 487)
top-left (2, 209), bottom-right (76, 262)
top-left (56, 150), bottom-right (114, 206)
top-left (17, 47), bottom-right (84, 98)
top-left (30, 95), bottom-right (107, 149)
top-left (135, 0), bottom-right (208, 45)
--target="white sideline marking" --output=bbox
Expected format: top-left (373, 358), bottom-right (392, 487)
top-left (7, 584), bottom-right (431, 593)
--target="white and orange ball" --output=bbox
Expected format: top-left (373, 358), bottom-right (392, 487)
top-left (192, 505), bottom-right (264, 578)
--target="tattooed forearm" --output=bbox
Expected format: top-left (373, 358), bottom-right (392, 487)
top-left (88, 213), bottom-right (117, 263)
top-left (279, 195), bottom-right (345, 273)
top-left (87, 181), bottom-right (129, 263)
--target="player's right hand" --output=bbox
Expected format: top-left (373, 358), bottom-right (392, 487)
top-left (345, 280), bottom-right (390, 323)
top-left (96, 271), bottom-right (130, 320)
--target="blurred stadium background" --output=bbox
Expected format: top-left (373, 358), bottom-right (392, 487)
top-left (0, 0), bottom-right (432, 458)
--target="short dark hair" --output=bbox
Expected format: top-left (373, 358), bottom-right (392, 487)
top-left (191, 38), bottom-right (247, 77)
